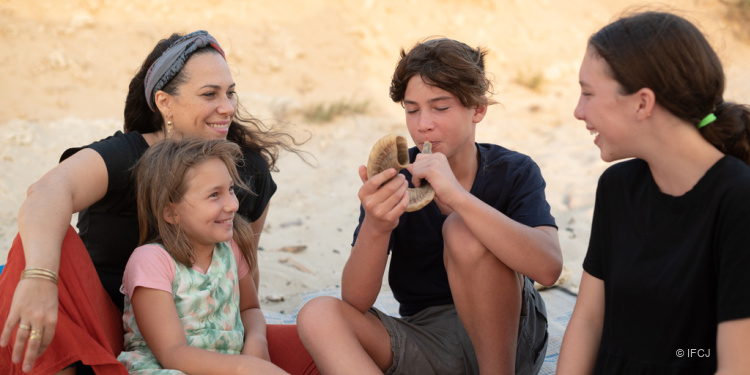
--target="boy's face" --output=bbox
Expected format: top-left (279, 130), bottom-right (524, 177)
top-left (403, 75), bottom-right (486, 159)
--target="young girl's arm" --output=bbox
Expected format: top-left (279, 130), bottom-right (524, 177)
top-left (237, 271), bottom-right (270, 360)
top-left (248, 204), bottom-right (270, 289)
top-left (716, 318), bottom-right (750, 374)
top-left (132, 287), bottom-right (287, 375)
top-left (556, 271), bottom-right (605, 375)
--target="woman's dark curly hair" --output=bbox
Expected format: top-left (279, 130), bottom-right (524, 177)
top-left (123, 32), bottom-right (306, 170)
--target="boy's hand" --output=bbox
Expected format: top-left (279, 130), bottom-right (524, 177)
top-left (409, 152), bottom-right (464, 208)
top-left (357, 165), bottom-right (409, 233)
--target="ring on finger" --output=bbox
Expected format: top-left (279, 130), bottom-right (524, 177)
top-left (29, 330), bottom-right (42, 341)
top-left (18, 324), bottom-right (31, 330)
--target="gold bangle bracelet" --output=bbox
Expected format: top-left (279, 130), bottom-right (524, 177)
top-left (21, 271), bottom-right (58, 284)
top-left (20, 268), bottom-right (59, 285)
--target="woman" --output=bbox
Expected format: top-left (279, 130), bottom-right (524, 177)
top-left (0, 31), bottom-right (317, 375)
top-left (557, 11), bottom-right (750, 374)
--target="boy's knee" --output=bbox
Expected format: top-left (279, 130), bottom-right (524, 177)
top-left (443, 213), bottom-right (486, 265)
top-left (297, 296), bottom-right (340, 333)
top-left (299, 296), bottom-right (340, 318)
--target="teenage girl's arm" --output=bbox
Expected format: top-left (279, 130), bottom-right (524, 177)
top-left (556, 271), bottom-right (605, 375)
top-left (0, 149), bottom-right (109, 372)
top-left (341, 167), bottom-right (410, 313)
top-left (410, 152), bottom-right (562, 285)
top-left (132, 287), bottom-right (288, 375)
top-left (716, 318), bottom-right (750, 374)
top-left (237, 270), bottom-right (270, 360)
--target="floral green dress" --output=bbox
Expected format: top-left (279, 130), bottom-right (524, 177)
top-left (117, 242), bottom-right (244, 374)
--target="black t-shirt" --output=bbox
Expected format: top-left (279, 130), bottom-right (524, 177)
top-left (353, 143), bottom-right (557, 316)
top-left (584, 156), bottom-right (750, 374)
top-left (60, 131), bottom-right (277, 311)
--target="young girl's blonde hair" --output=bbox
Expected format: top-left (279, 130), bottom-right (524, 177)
top-left (134, 137), bottom-right (257, 272)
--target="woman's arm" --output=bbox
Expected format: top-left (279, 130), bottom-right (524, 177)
top-left (132, 287), bottom-right (287, 375)
top-left (557, 271), bottom-right (605, 375)
top-left (0, 149), bottom-right (109, 372)
top-left (716, 317), bottom-right (750, 374)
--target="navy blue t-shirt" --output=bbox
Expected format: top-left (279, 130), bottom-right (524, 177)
top-left (353, 143), bottom-right (556, 316)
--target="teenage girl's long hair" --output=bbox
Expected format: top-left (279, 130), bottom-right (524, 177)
top-left (589, 11), bottom-right (750, 164)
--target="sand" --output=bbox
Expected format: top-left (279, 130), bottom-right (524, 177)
top-left (1, 0), bottom-right (749, 313)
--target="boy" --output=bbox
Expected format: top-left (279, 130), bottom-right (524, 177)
top-left (298, 38), bottom-right (562, 375)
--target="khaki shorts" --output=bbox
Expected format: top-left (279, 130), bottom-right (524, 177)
top-left (370, 277), bottom-right (547, 375)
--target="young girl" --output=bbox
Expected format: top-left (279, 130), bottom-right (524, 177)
top-left (117, 138), bottom-right (289, 375)
top-left (558, 11), bottom-right (750, 374)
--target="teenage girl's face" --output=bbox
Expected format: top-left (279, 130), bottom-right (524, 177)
top-left (171, 158), bottom-right (238, 255)
top-left (162, 52), bottom-right (237, 140)
top-left (574, 47), bottom-right (640, 162)
top-left (403, 75), bottom-right (485, 160)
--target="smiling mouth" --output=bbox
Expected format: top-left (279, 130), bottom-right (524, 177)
top-left (589, 130), bottom-right (599, 136)
top-left (208, 123), bottom-right (229, 129)
top-left (217, 219), bottom-right (233, 224)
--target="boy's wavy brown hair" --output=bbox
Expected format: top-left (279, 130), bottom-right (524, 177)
top-left (390, 37), bottom-right (496, 108)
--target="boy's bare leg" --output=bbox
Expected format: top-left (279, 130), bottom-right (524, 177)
top-left (297, 296), bottom-right (393, 375)
top-left (443, 213), bottom-right (523, 375)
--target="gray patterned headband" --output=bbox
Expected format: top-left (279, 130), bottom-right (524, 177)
top-left (144, 30), bottom-right (226, 112)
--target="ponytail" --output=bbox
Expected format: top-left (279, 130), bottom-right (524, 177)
top-left (700, 101), bottom-right (750, 165)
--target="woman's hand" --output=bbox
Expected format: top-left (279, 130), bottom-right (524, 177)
top-left (1, 278), bottom-right (59, 373)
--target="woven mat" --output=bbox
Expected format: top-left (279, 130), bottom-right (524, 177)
top-left (264, 287), bottom-right (576, 374)
top-left (0, 264), bottom-right (575, 373)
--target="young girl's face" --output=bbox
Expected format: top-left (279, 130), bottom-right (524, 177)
top-left (170, 157), bottom-right (238, 254)
top-left (574, 47), bottom-right (640, 162)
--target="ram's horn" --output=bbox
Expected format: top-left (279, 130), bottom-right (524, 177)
top-left (366, 134), bottom-right (435, 212)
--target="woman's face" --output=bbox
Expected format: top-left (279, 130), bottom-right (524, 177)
top-left (574, 47), bottom-right (640, 162)
top-left (160, 52), bottom-right (237, 140)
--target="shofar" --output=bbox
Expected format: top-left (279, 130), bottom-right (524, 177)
top-left (366, 134), bottom-right (435, 212)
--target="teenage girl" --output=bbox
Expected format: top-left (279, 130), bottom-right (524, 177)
top-left (557, 11), bottom-right (750, 375)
